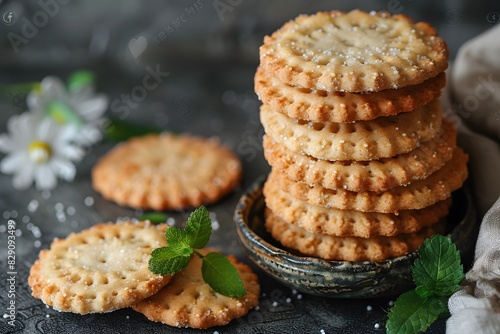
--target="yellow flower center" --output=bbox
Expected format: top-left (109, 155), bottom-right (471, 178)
top-left (28, 141), bottom-right (52, 163)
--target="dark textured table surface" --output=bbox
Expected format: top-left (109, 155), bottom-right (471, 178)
top-left (0, 62), bottom-right (452, 334)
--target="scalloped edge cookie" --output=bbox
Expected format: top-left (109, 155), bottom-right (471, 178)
top-left (260, 10), bottom-right (448, 92)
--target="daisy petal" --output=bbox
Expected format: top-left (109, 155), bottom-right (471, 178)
top-left (57, 124), bottom-right (79, 144)
top-left (0, 134), bottom-right (16, 153)
top-left (41, 76), bottom-right (67, 101)
top-left (36, 118), bottom-right (58, 142)
top-left (51, 157), bottom-right (76, 181)
top-left (60, 145), bottom-right (84, 162)
top-left (1, 152), bottom-right (28, 174)
top-left (27, 91), bottom-right (44, 112)
top-left (34, 164), bottom-right (57, 190)
top-left (70, 86), bottom-right (95, 104)
top-left (12, 163), bottom-right (35, 190)
top-left (75, 124), bottom-right (103, 145)
top-left (75, 94), bottom-right (108, 121)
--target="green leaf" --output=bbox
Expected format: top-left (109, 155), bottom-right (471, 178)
top-left (105, 118), bottom-right (160, 142)
top-left (148, 247), bottom-right (191, 275)
top-left (201, 252), bottom-right (246, 298)
top-left (386, 290), bottom-right (448, 334)
top-left (184, 206), bottom-right (212, 249)
top-left (139, 212), bottom-right (168, 225)
top-left (412, 235), bottom-right (464, 297)
top-left (165, 228), bottom-right (190, 250)
top-left (67, 70), bottom-right (95, 91)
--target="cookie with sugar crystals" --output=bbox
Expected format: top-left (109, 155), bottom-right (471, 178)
top-left (92, 133), bottom-right (242, 211)
top-left (263, 119), bottom-right (456, 192)
top-left (264, 179), bottom-right (451, 238)
top-left (28, 222), bottom-right (172, 314)
top-left (132, 249), bottom-right (260, 329)
top-left (265, 209), bottom-right (444, 262)
top-left (260, 99), bottom-right (442, 161)
top-left (255, 66), bottom-right (446, 123)
top-left (267, 147), bottom-right (468, 213)
top-left (260, 10), bottom-right (448, 92)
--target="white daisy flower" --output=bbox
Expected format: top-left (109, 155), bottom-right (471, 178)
top-left (27, 74), bottom-right (108, 146)
top-left (0, 112), bottom-right (83, 190)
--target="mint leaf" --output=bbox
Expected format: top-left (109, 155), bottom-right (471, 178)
top-left (412, 234), bottom-right (464, 297)
top-left (165, 227), bottom-right (190, 246)
top-left (386, 290), bottom-right (448, 334)
top-left (185, 206), bottom-right (212, 249)
top-left (201, 252), bottom-right (246, 298)
top-left (148, 247), bottom-right (191, 275)
top-left (139, 212), bottom-right (168, 225)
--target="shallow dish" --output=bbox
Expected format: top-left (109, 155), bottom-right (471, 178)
top-left (234, 176), bottom-right (477, 298)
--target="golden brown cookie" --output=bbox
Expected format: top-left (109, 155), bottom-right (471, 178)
top-left (92, 134), bottom-right (242, 210)
top-left (28, 222), bottom-right (172, 314)
top-left (264, 179), bottom-right (451, 238)
top-left (266, 147), bottom-right (468, 213)
top-left (255, 66), bottom-right (446, 123)
top-left (260, 100), bottom-right (443, 161)
top-left (265, 209), bottom-right (444, 262)
top-left (132, 249), bottom-right (260, 329)
top-left (263, 119), bottom-right (456, 192)
top-left (259, 10), bottom-right (448, 92)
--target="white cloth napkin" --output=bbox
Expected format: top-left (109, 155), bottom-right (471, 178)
top-left (443, 24), bottom-right (500, 334)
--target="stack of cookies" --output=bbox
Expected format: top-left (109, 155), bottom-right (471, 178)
top-left (255, 10), bottom-right (468, 262)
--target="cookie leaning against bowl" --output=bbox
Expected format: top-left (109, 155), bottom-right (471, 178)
top-left (28, 222), bottom-right (172, 314)
top-left (132, 248), bottom-right (260, 329)
top-left (260, 100), bottom-right (442, 161)
top-left (259, 10), bottom-right (448, 92)
top-left (263, 119), bottom-right (456, 192)
top-left (92, 134), bottom-right (242, 211)
top-left (255, 66), bottom-right (446, 123)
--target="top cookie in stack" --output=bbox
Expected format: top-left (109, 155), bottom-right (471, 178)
top-left (255, 10), bottom-right (468, 262)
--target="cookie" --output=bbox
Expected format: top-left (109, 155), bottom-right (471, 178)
top-left (255, 66), bottom-right (446, 123)
top-left (260, 100), bottom-right (443, 161)
top-left (266, 147), bottom-right (468, 213)
top-left (92, 134), bottom-right (242, 211)
top-left (264, 179), bottom-right (451, 238)
top-left (28, 222), bottom-right (172, 314)
top-left (259, 10), bottom-right (448, 92)
top-left (265, 209), bottom-right (444, 262)
top-left (132, 249), bottom-right (260, 329)
top-left (263, 119), bottom-right (456, 192)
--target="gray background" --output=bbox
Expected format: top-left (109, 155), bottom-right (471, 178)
top-left (0, 0), bottom-right (496, 333)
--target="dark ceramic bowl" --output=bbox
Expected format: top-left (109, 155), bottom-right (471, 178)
top-left (234, 176), bottom-right (477, 298)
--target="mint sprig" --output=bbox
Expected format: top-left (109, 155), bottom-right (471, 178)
top-left (386, 234), bottom-right (464, 334)
top-left (148, 206), bottom-right (246, 298)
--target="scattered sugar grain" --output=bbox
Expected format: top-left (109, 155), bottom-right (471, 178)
top-left (28, 199), bottom-right (39, 212)
top-left (84, 196), bottom-right (94, 207)
top-left (366, 305), bottom-right (373, 311)
top-left (374, 323), bottom-right (380, 329)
